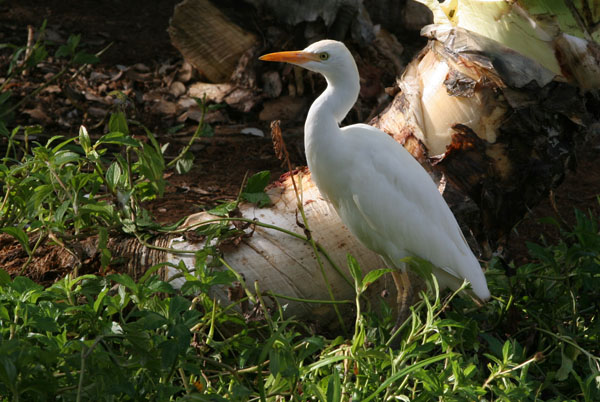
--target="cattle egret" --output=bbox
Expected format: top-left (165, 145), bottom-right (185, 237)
top-left (260, 40), bottom-right (490, 324)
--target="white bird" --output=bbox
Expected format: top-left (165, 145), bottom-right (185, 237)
top-left (260, 40), bottom-right (490, 323)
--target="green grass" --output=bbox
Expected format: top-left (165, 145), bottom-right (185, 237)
top-left (0, 208), bottom-right (599, 401)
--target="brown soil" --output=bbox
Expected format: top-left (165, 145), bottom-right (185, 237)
top-left (0, 1), bottom-right (599, 285)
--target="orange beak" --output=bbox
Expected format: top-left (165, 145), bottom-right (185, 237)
top-left (259, 50), bottom-right (319, 64)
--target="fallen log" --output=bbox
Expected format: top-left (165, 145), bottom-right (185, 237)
top-left (164, 170), bottom-right (402, 330)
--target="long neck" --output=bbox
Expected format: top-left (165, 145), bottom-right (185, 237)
top-left (304, 67), bottom-right (360, 162)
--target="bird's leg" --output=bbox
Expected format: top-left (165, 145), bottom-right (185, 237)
top-left (391, 270), bottom-right (413, 331)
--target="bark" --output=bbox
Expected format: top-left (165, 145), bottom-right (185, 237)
top-left (371, 25), bottom-right (591, 255)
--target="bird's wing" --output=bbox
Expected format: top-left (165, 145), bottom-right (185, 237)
top-left (337, 124), bottom-right (488, 297)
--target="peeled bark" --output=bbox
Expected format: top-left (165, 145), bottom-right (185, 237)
top-left (371, 24), bottom-right (591, 254)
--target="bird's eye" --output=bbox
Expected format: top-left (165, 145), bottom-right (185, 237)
top-left (319, 52), bottom-right (329, 61)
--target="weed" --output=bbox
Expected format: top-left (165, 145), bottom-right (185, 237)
top-left (0, 208), bottom-right (598, 400)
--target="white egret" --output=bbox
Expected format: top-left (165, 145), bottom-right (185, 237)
top-left (260, 40), bottom-right (490, 323)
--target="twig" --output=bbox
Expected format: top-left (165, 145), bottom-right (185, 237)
top-left (270, 119), bottom-right (347, 335)
top-left (20, 25), bottom-right (35, 76)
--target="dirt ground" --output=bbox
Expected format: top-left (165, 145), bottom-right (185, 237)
top-left (1, 0), bottom-right (599, 283)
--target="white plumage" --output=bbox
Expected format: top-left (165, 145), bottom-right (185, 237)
top-left (260, 40), bottom-right (490, 318)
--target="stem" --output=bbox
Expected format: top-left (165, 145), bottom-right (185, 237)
top-left (167, 95), bottom-right (208, 169)
top-left (218, 257), bottom-right (257, 304)
top-left (18, 231), bottom-right (46, 275)
top-left (179, 368), bottom-right (191, 394)
top-left (76, 336), bottom-right (105, 402)
top-left (206, 298), bottom-right (217, 345)
top-left (482, 354), bottom-right (539, 389)
top-left (289, 168), bottom-right (347, 334)
top-left (0, 183), bottom-right (11, 219)
top-left (194, 355), bottom-right (244, 382)
top-left (266, 291), bottom-right (353, 305)
top-left (125, 147), bottom-right (136, 222)
top-left (254, 281), bottom-right (274, 330)
top-left (46, 161), bottom-right (77, 214)
top-left (536, 327), bottom-right (600, 368)
top-left (4, 127), bottom-right (18, 159)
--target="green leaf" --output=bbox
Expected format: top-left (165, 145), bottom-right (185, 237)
top-left (10, 276), bottom-right (43, 294)
top-left (73, 51), bottom-right (99, 65)
top-left (201, 124), bottom-right (214, 137)
top-left (108, 111), bottom-right (130, 135)
top-left (55, 44), bottom-right (72, 59)
top-left (135, 311), bottom-right (168, 330)
top-left (172, 322), bottom-right (192, 352)
top-left (0, 304), bottom-right (8, 321)
top-left (0, 269), bottom-right (10, 286)
top-left (67, 34), bottom-right (80, 52)
top-left (50, 135), bottom-right (76, 153)
top-left (269, 346), bottom-right (298, 378)
top-left (98, 227), bottom-right (112, 268)
top-left (351, 322), bottom-right (366, 354)
top-left (347, 254), bottom-right (363, 290)
top-left (363, 353), bottom-right (457, 402)
top-left (160, 340), bottom-right (179, 371)
top-left (207, 201), bottom-right (238, 217)
top-left (241, 191), bottom-right (270, 208)
top-left (145, 276), bottom-right (175, 294)
top-left (502, 340), bottom-right (512, 363)
top-left (55, 34), bottom-right (80, 58)
top-left (0, 120), bottom-right (9, 137)
top-left (175, 152), bottom-right (194, 174)
top-left (0, 356), bottom-right (17, 385)
top-left (526, 242), bottom-right (555, 265)
top-left (108, 273), bottom-right (137, 292)
top-left (556, 345), bottom-right (580, 381)
top-left (0, 226), bottom-right (31, 255)
top-left (106, 161), bottom-right (122, 190)
top-left (54, 200), bottom-right (70, 225)
top-left (168, 296), bottom-right (191, 318)
top-left (53, 150), bottom-right (80, 166)
top-left (137, 143), bottom-right (165, 198)
top-left (93, 287), bottom-right (110, 313)
top-left (31, 316), bottom-right (60, 333)
top-left (79, 125), bottom-right (92, 153)
top-left (481, 333), bottom-right (504, 359)
top-left (98, 131), bottom-right (140, 147)
top-left (244, 170), bottom-right (270, 193)
top-left (207, 103), bottom-right (226, 111)
top-left (241, 170), bottom-right (271, 207)
top-left (362, 268), bottom-right (394, 289)
top-left (0, 90), bottom-right (12, 106)
top-left (327, 366), bottom-right (342, 402)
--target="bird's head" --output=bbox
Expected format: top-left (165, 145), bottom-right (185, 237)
top-left (259, 40), bottom-right (356, 80)
top-left (260, 39), bottom-right (360, 122)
